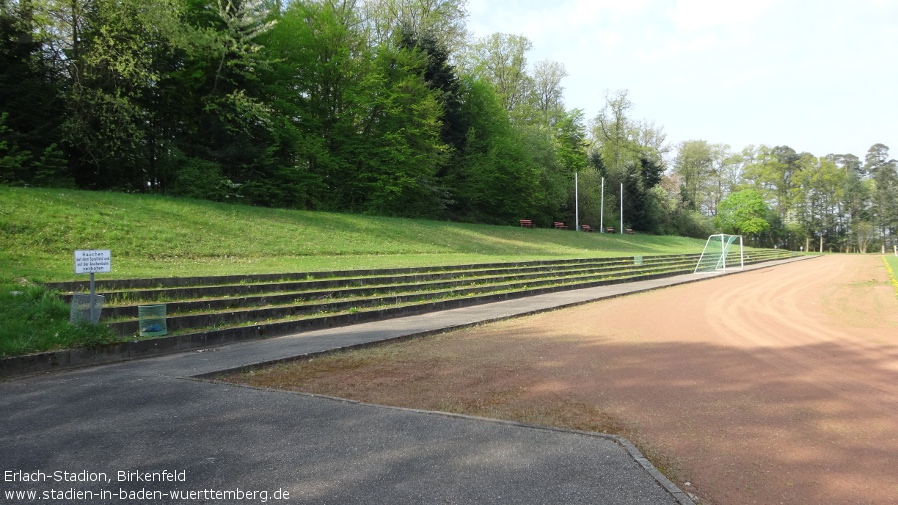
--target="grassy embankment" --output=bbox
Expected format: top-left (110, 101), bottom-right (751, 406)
top-left (1, 187), bottom-right (709, 281)
top-left (1, 186), bottom-right (711, 356)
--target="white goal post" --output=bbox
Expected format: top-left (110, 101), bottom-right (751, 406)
top-left (694, 234), bottom-right (744, 274)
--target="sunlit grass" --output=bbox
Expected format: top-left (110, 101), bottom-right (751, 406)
top-left (0, 186), bottom-right (708, 282)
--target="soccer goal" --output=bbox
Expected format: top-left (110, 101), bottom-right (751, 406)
top-left (694, 234), bottom-right (744, 274)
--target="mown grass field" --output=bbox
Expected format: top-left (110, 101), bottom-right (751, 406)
top-left (1, 186), bottom-right (711, 282)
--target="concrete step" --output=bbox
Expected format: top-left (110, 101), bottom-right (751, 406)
top-left (48, 257), bottom-right (669, 293)
top-left (99, 256), bottom-right (702, 318)
top-left (105, 262), bottom-right (700, 336)
top-left (55, 251), bottom-right (800, 340)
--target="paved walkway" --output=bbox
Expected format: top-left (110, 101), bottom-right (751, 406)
top-left (0, 258), bottom-right (809, 504)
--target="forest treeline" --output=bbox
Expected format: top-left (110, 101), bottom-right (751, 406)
top-left (1, 0), bottom-right (896, 251)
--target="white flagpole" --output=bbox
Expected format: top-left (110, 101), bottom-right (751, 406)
top-left (575, 172), bottom-right (579, 231)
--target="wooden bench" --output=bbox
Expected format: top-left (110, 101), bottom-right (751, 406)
top-left (554, 222), bottom-right (567, 229)
top-left (519, 219), bottom-right (533, 227)
top-left (626, 228), bottom-right (635, 234)
top-left (581, 224), bottom-right (592, 232)
top-left (605, 227), bottom-right (615, 234)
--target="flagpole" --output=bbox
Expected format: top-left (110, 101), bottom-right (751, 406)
top-left (575, 172), bottom-right (579, 231)
top-left (620, 183), bottom-right (623, 234)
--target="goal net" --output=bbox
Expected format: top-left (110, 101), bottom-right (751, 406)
top-left (694, 234), bottom-right (744, 274)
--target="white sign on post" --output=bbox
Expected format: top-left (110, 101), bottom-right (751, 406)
top-left (74, 250), bottom-right (111, 274)
top-left (73, 250), bottom-right (111, 324)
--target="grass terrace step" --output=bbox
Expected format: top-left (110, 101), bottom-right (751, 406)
top-left (136, 266), bottom-right (707, 343)
top-left (104, 260), bottom-right (705, 336)
top-left (47, 257), bottom-right (671, 293)
top-left (45, 250), bottom-right (800, 342)
top-left (50, 256), bottom-right (698, 299)
top-left (94, 255), bottom-right (701, 313)
top-left (97, 255), bottom-right (702, 308)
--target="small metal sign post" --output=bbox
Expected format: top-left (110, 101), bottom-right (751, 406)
top-left (74, 250), bottom-right (111, 323)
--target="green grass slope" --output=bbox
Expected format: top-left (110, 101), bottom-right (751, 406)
top-left (1, 187), bottom-right (708, 282)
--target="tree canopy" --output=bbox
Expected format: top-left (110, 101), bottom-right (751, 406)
top-left (1, 0), bottom-right (895, 252)
top-left (716, 189), bottom-right (771, 236)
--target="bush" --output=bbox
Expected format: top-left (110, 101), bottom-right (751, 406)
top-left (673, 210), bottom-right (715, 239)
top-left (169, 157), bottom-right (233, 202)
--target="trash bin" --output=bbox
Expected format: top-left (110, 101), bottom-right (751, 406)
top-left (70, 293), bottom-right (104, 324)
top-left (138, 304), bottom-right (168, 337)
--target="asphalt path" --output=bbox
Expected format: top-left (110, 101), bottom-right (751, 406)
top-left (0, 260), bottom-right (808, 504)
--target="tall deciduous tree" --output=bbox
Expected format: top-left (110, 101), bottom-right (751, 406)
top-left (361, 0), bottom-right (467, 53)
top-left (448, 77), bottom-right (543, 223)
top-left (716, 188), bottom-right (771, 239)
top-left (590, 90), bottom-right (638, 181)
top-left (351, 34), bottom-right (448, 216)
top-left (588, 91), bottom-right (669, 232)
top-left (262, 0), bottom-right (364, 209)
top-left (460, 32), bottom-right (531, 113)
top-left (673, 140), bottom-right (713, 213)
top-left (529, 59), bottom-right (567, 124)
